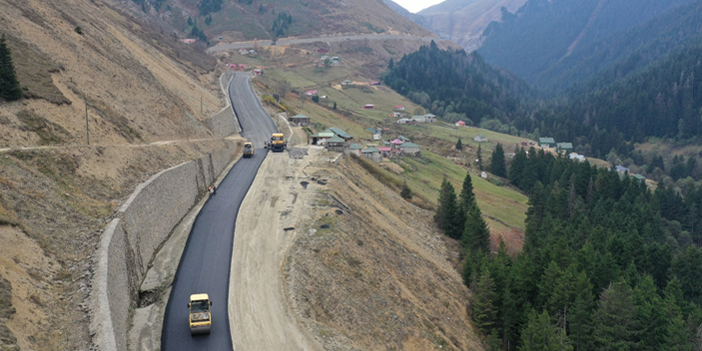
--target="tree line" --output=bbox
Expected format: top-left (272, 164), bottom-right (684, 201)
top-left (385, 42), bottom-right (702, 184)
top-left (437, 147), bottom-right (702, 350)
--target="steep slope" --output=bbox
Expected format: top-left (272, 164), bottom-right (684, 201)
top-left (478, 0), bottom-right (696, 83)
top-left (537, 0), bottom-right (702, 92)
top-left (133, 0), bottom-right (433, 44)
top-left (416, 0), bottom-right (527, 50)
top-left (0, 0), bottom-right (231, 349)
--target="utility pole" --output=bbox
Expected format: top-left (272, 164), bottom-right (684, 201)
top-left (200, 96), bottom-right (203, 115)
top-left (85, 98), bottom-right (90, 145)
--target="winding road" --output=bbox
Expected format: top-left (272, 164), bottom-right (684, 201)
top-left (160, 73), bottom-right (277, 351)
top-left (207, 34), bottom-right (437, 53)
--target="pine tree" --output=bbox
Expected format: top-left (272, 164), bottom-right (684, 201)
top-left (569, 271), bottom-right (595, 351)
top-left (490, 143), bottom-right (507, 177)
top-left (477, 144), bottom-right (484, 171)
top-left (0, 34), bottom-right (22, 101)
top-left (435, 178), bottom-right (460, 238)
top-left (473, 266), bottom-right (498, 334)
top-left (458, 171), bottom-right (475, 210)
top-left (400, 180), bottom-right (412, 200)
top-left (509, 147), bottom-right (527, 189)
top-left (456, 137), bottom-right (463, 150)
top-left (462, 203), bottom-right (490, 255)
top-left (634, 275), bottom-right (667, 351)
top-left (518, 309), bottom-right (573, 351)
top-left (388, 57), bottom-right (394, 69)
top-left (592, 281), bottom-right (641, 351)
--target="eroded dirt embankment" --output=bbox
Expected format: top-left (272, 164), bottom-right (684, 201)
top-left (230, 142), bottom-right (482, 351)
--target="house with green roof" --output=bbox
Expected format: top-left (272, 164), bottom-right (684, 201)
top-left (539, 137), bottom-right (556, 148)
top-left (349, 143), bottom-right (362, 157)
top-left (557, 142), bottom-right (573, 153)
top-left (362, 146), bottom-right (382, 162)
top-left (288, 114), bottom-right (310, 126)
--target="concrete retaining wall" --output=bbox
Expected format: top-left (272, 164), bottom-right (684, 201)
top-left (90, 143), bottom-right (237, 351)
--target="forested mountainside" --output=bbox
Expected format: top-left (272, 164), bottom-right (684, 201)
top-left (434, 149), bottom-right (702, 350)
top-left (385, 41), bottom-right (702, 183)
top-left (538, 0), bottom-right (702, 92)
top-left (125, 0), bottom-right (431, 44)
top-left (478, 0), bottom-right (697, 87)
top-left (382, 42), bottom-right (535, 126)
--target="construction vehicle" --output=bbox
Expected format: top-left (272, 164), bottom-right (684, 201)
top-left (188, 293), bottom-right (212, 335)
top-left (268, 133), bottom-right (286, 152)
top-left (243, 142), bottom-right (254, 158)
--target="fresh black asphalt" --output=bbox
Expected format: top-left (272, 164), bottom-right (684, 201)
top-left (161, 73), bottom-right (278, 351)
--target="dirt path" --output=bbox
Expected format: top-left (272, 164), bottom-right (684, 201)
top-left (228, 147), bottom-right (324, 351)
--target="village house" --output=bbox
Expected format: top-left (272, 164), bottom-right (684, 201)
top-left (539, 137), bottom-right (556, 148)
top-left (377, 146), bottom-right (392, 158)
top-left (363, 104), bottom-right (375, 109)
top-left (362, 146), bottom-right (382, 162)
top-left (288, 114), bottom-right (310, 127)
top-left (398, 136), bottom-right (411, 142)
top-left (614, 165), bottom-right (630, 173)
top-left (394, 105), bottom-right (405, 111)
top-left (455, 120), bottom-right (466, 127)
top-left (396, 118), bottom-right (413, 124)
top-left (411, 114), bottom-right (437, 123)
top-left (557, 142), bottom-right (573, 153)
top-left (474, 134), bottom-right (488, 143)
top-left (253, 68), bottom-right (263, 76)
top-left (238, 48), bottom-right (249, 55)
top-left (341, 80), bottom-right (353, 85)
top-left (569, 153), bottom-right (586, 162)
top-left (326, 135), bottom-right (347, 153)
top-left (349, 144), bottom-right (362, 157)
top-left (399, 142), bottom-right (421, 156)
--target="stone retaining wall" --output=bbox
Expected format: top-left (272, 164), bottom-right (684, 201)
top-left (203, 72), bottom-right (242, 137)
top-left (90, 145), bottom-right (236, 351)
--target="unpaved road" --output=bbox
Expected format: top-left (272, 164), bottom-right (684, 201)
top-left (229, 147), bottom-right (324, 351)
top-left (207, 34), bottom-right (437, 53)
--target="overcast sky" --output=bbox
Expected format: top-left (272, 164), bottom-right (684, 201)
top-left (392, 0), bottom-right (445, 13)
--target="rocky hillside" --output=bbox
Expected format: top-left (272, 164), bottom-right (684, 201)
top-left (127, 0), bottom-right (433, 44)
top-left (0, 0), bottom-right (232, 349)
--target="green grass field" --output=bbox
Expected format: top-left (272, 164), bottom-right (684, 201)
top-left (252, 48), bottom-right (536, 240)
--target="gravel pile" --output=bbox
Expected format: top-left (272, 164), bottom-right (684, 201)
top-left (288, 148), bottom-right (308, 159)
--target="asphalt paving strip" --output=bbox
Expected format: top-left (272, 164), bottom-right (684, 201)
top-left (160, 73), bottom-right (277, 351)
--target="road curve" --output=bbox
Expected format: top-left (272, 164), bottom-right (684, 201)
top-left (207, 34), bottom-right (438, 53)
top-left (160, 73), bottom-right (277, 351)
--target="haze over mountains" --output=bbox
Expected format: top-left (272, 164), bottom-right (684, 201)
top-left (384, 0), bottom-right (527, 49)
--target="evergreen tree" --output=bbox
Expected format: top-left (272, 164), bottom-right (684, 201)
top-left (518, 310), bottom-right (573, 351)
top-left (509, 147), bottom-right (527, 188)
top-left (456, 137), bottom-right (463, 150)
top-left (462, 204), bottom-right (490, 256)
top-left (458, 171), bottom-right (475, 210)
top-left (435, 178), bottom-right (460, 238)
top-left (0, 35), bottom-right (22, 101)
top-left (634, 275), bottom-right (668, 351)
top-left (569, 271), bottom-right (595, 351)
top-left (593, 281), bottom-right (641, 351)
top-left (490, 143), bottom-right (507, 177)
top-left (400, 180), bottom-right (412, 200)
top-left (473, 266), bottom-right (498, 334)
top-left (388, 57), bottom-right (394, 69)
top-left (477, 144), bottom-right (484, 171)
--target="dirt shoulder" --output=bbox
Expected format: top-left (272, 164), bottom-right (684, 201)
top-left (229, 146), bottom-right (326, 351)
top-left (230, 142), bottom-right (482, 350)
